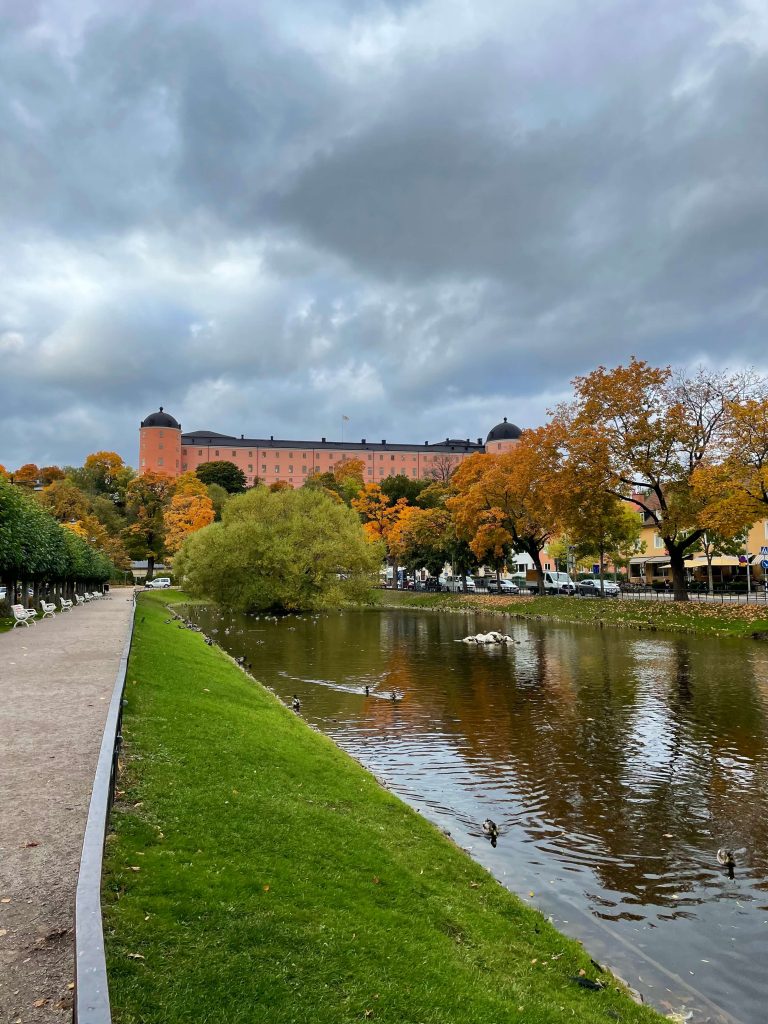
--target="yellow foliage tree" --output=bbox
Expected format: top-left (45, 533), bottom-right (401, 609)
top-left (694, 396), bottom-right (768, 535)
top-left (163, 493), bottom-right (215, 554)
top-left (174, 471), bottom-right (210, 498)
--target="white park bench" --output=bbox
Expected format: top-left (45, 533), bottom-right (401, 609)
top-left (59, 596), bottom-right (73, 612)
top-left (12, 604), bottom-right (37, 628)
top-left (40, 600), bottom-right (57, 619)
top-left (83, 592), bottom-right (93, 602)
top-left (75, 594), bottom-right (85, 606)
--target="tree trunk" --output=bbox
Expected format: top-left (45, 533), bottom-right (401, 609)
top-left (667, 544), bottom-right (689, 602)
top-left (706, 555), bottom-right (714, 595)
top-left (146, 554), bottom-right (155, 582)
top-left (599, 540), bottom-right (606, 598)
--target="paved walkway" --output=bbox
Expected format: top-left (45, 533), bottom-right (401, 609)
top-left (0, 592), bottom-right (135, 1024)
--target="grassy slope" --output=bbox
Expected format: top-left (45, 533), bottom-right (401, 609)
top-left (103, 592), bottom-right (661, 1024)
top-left (376, 590), bottom-right (768, 639)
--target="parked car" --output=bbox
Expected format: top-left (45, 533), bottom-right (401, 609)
top-left (486, 578), bottom-right (520, 594)
top-left (441, 575), bottom-right (477, 593)
top-left (144, 577), bottom-right (172, 589)
top-left (577, 578), bottom-right (621, 597)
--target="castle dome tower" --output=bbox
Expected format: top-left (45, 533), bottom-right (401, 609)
top-left (139, 406), bottom-right (182, 476)
top-left (485, 417), bottom-right (522, 453)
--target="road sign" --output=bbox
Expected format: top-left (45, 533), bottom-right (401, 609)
top-left (761, 559), bottom-right (768, 570)
top-left (761, 545), bottom-right (768, 556)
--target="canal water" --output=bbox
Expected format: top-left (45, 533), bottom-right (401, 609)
top-left (186, 605), bottom-right (768, 1024)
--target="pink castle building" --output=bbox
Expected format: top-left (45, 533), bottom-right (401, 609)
top-left (139, 407), bottom-right (522, 487)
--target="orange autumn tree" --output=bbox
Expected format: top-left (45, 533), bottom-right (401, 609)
top-left (125, 470), bottom-right (175, 579)
top-left (564, 360), bottom-right (759, 601)
top-left (351, 483), bottom-right (409, 584)
top-left (13, 463), bottom-right (40, 488)
top-left (0, 464), bottom-right (8, 479)
top-left (448, 428), bottom-right (563, 594)
top-left (163, 493), bottom-right (216, 554)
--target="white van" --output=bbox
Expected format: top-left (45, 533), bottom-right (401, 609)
top-left (526, 570), bottom-right (576, 595)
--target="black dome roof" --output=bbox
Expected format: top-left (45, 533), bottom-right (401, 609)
top-left (141, 406), bottom-right (180, 429)
top-left (486, 417), bottom-right (522, 443)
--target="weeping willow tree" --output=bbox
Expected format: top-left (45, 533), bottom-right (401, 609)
top-left (174, 486), bottom-right (383, 612)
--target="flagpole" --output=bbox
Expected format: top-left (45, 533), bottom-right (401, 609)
top-left (341, 415), bottom-right (344, 444)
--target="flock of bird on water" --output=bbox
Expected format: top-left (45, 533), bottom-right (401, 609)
top-left (160, 612), bottom-right (744, 872)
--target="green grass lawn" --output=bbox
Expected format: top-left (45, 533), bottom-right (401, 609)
top-left (103, 591), bottom-right (661, 1024)
top-left (376, 589), bottom-right (768, 640)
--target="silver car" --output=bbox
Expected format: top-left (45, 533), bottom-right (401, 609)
top-left (577, 578), bottom-right (620, 597)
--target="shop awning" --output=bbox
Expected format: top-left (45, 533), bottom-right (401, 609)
top-left (683, 555), bottom-right (742, 568)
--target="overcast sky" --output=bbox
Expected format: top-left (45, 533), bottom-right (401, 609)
top-left (2, 0), bottom-right (767, 470)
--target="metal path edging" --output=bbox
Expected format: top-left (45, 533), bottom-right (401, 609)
top-left (73, 593), bottom-right (137, 1023)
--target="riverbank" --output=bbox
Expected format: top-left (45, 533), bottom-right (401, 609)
top-left (102, 592), bottom-right (660, 1024)
top-left (374, 590), bottom-right (768, 639)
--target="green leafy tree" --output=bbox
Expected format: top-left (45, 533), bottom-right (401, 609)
top-left (195, 461), bottom-right (247, 493)
top-left (174, 486), bottom-right (383, 612)
top-left (206, 482), bottom-right (231, 521)
top-left (380, 474), bottom-right (427, 505)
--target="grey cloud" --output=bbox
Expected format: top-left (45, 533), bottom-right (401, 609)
top-left (1, 0), bottom-right (768, 470)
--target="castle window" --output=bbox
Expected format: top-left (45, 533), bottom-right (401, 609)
top-left (159, 443), bottom-right (164, 450)
top-left (159, 430), bottom-right (164, 437)
top-left (262, 465), bottom-right (266, 473)
top-left (249, 450), bottom-right (253, 457)
top-left (274, 466), bottom-right (280, 473)
top-left (182, 463), bottom-right (187, 470)
top-left (289, 466), bottom-right (294, 473)
top-left (182, 448), bottom-right (187, 455)
top-left (215, 450), bottom-right (220, 456)
top-left (248, 465), bottom-right (253, 473)
top-left (302, 465), bottom-right (307, 473)
top-left (158, 457), bottom-right (164, 466)
top-left (232, 450), bottom-right (237, 456)
top-left (198, 449), bottom-right (203, 455)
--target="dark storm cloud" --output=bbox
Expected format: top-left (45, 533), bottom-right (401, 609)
top-left (1, 0), bottom-right (767, 469)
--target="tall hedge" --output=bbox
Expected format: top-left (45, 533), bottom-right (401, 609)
top-left (0, 477), bottom-right (113, 597)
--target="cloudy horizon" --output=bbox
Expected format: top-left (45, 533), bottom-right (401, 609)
top-left (2, 0), bottom-right (768, 470)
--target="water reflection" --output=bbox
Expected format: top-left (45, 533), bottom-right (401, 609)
top-left (187, 606), bottom-right (768, 1024)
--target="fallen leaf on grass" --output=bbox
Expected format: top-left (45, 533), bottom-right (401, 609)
top-left (263, 885), bottom-right (270, 892)
top-left (578, 968), bottom-right (586, 976)
top-left (469, 881), bottom-right (480, 888)
top-left (1, 898), bottom-right (11, 904)
top-left (364, 1011), bottom-right (374, 1019)
top-left (24, 841), bottom-right (39, 848)
top-left (34, 998), bottom-right (49, 1008)
top-left (372, 876), bottom-right (380, 885)
top-left (126, 952), bottom-right (145, 960)
top-left (67, 983), bottom-right (75, 990)
top-left (129, 866), bottom-right (141, 872)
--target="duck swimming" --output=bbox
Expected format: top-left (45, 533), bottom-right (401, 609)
top-left (482, 819), bottom-right (499, 848)
top-left (717, 848), bottom-right (738, 879)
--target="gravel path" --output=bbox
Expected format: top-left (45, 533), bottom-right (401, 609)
top-left (0, 592), bottom-right (135, 1024)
